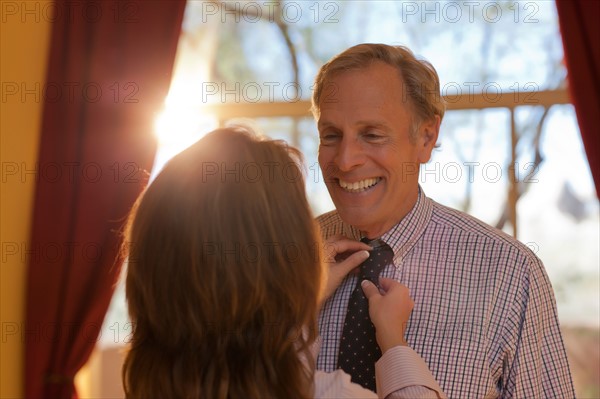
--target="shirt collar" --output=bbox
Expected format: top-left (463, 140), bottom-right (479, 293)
top-left (381, 186), bottom-right (433, 266)
top-left (337, 186), bottom-right (433, 267)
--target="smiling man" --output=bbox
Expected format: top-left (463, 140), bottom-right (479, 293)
top-left (312, 43), bottom-right (575, 398)
top-left (316, 60), bottom-right (439, 238)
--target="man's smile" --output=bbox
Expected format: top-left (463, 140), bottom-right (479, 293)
top-left (336, 177), bottom-right (381, 193)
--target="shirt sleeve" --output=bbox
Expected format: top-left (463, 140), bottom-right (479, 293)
top-left (501, 255), bottom-right (575, 398)
top-left (314, 341), bottom-right (447, 399)
top-left (314, 369), bottom-right (378, 398)
top-left (376, 346), bottom-right (447, 399)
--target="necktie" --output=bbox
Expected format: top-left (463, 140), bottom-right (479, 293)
top-left (337, 239), bottom-right (393, 392)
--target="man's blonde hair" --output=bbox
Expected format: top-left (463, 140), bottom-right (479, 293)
top-left (311, 43), bottom-right (446, 139)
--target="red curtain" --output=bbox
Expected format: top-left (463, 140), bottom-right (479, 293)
top-left (556, 0), bottom-right (600, 197)
top-left (24, 1), bottom-right (186, 397)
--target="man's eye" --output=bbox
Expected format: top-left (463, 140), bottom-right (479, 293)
top-left (364, 132), bottom-right (383, 140)
top-left (320, 133), bottom-right (340, 143)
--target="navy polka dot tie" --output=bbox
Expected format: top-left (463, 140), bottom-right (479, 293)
top-left (337, 239), bottom-right (393, 392)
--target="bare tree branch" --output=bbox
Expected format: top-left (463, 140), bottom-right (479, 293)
top-left (495, 105), bottom-right (550, 230)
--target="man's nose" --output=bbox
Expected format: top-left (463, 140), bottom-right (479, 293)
top-left (335, 137), bottom-right (365, 172)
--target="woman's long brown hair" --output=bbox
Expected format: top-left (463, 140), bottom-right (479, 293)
top-left (121, 127), bottom-right (322, 398)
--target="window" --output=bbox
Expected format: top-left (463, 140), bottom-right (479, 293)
top-left (95, 2), bottom-right (599, 397)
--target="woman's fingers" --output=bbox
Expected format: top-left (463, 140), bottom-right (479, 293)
top-left (321, 236), bottom-right (372, 301)
top-left (323, 235), bottom-right (372, 262)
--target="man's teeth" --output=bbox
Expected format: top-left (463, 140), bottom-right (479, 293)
top-left (338, 178), bottom-right (380, 192)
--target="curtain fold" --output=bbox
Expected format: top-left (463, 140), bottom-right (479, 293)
top-left (24, 1), bottom-right (186, 397)
top-left (556, 0), bottom-right (600, 197)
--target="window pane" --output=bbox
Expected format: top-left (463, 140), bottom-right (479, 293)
top-left (516, 104), bottom-right (599, 326)
top-left (422, 108), bottom-right (512, 231)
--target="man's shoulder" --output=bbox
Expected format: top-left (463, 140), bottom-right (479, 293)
top-left (429, 199), bottom-right (540, 264)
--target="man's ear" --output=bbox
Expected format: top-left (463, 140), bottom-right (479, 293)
top-left (417, 115), bottom-right (440, 163)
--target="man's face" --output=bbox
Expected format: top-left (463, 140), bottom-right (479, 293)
top-left (317, 62), bottom-right (438, 238)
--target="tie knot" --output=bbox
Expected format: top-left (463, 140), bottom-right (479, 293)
top-left (358, 240), bottom-right (393, 281)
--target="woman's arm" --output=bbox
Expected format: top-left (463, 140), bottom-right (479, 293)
top-left (363, 278), bottom-right (446, 399)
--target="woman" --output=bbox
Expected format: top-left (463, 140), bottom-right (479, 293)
top-left (121, 126), bottom-right (444, 398)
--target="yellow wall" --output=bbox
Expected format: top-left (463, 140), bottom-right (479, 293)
top-left (1, 2), bottom-right (52, 396)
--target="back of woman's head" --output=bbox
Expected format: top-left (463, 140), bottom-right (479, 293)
top-left (122, 126), bottom-right (322, 398)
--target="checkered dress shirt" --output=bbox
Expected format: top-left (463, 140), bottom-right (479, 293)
top-left (317, 189), bottom-right (575, 398)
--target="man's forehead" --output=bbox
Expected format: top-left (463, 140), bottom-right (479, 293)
top-left (317, 117), bottom-right (388, 130)
top-left (320, 71), bottom-right (404, 104)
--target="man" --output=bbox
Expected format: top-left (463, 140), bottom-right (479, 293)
top-left (313, 43), bottom-right (575, 398)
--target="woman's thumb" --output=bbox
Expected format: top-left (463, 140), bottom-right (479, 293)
top-left (360, 279), bottom-right (380, 300)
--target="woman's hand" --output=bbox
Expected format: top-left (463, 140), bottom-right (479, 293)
top-left (361, 278), bottom-right (414, 352)
top-left (321, 235), bottom-right (371, 301)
